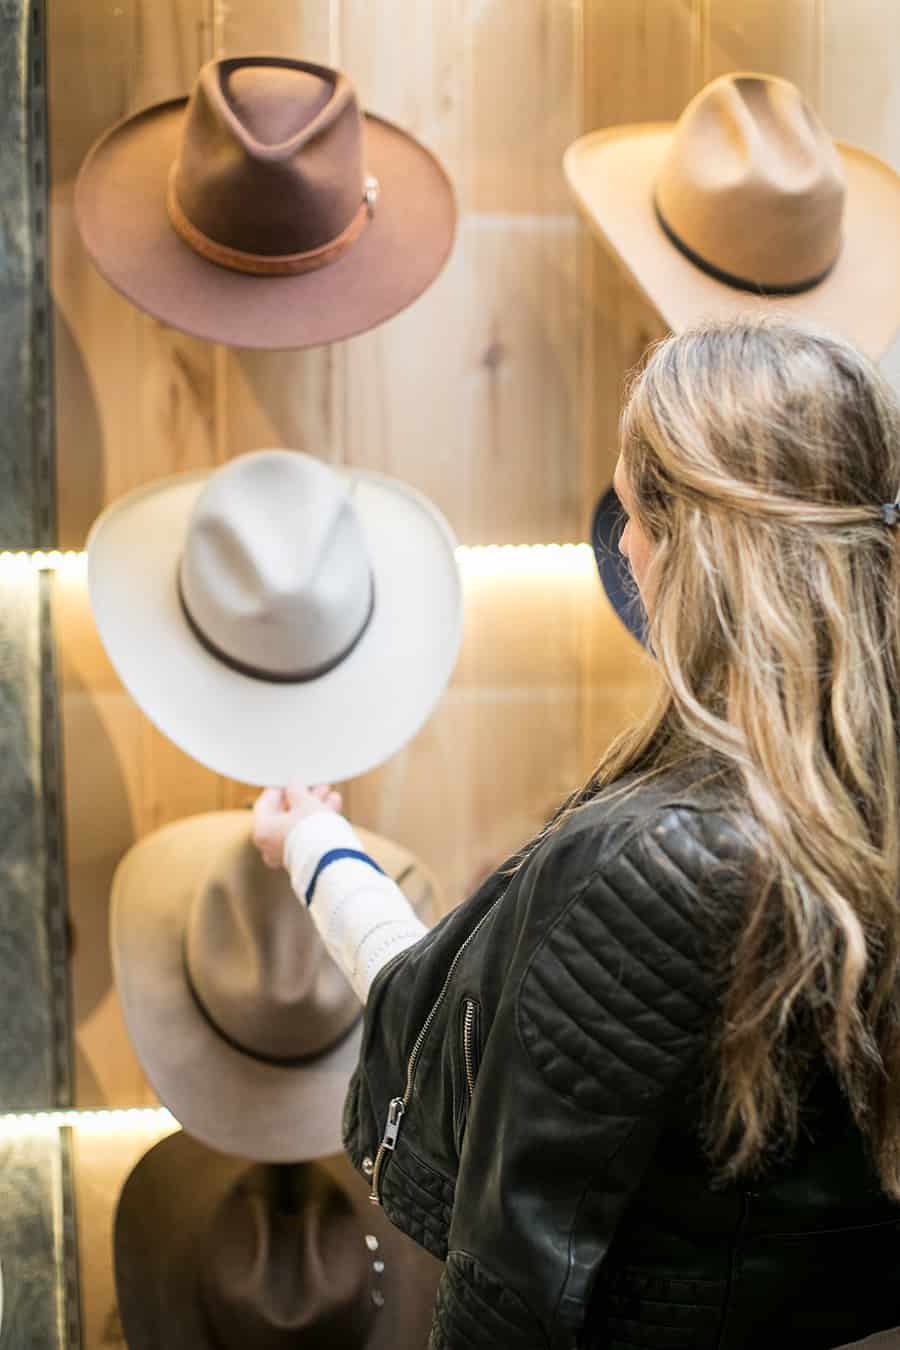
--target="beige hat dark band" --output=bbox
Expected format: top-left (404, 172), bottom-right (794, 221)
top-left (564, 72), bottom-right (900, 358)
top-left (110, 811), bottom-right (441, 1162)
top-left (652, 198), bottom-right (842, 297)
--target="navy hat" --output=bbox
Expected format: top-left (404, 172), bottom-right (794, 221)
top-left (590, 485), bottom-right (647, 645)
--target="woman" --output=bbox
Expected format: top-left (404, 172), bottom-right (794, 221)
top-left (254, 318), bottom-right (900, 1350)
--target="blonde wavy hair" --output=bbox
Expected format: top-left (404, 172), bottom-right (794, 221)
top-left (589, 318), bottom-right (900, 1192)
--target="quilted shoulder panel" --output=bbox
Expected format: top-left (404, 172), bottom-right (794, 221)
top-left (516, 805), bottom-right (750, 1115)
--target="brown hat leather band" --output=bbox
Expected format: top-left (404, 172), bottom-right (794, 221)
top-left (653, 197), bottom-right (842, 297)
top-left (167, 168), bottom-right (380, 277)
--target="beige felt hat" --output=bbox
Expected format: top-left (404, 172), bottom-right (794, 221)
top-left (87, 449), bottom-right (462, 786)
top-left (114, 1131), bottom-right (443, 1350)
top-left (111, 810), bottom-right (440, 1162)
top-left (564, 72), bottom-right (900, 358)
top-left (75, 56), bottom-right (456, 350)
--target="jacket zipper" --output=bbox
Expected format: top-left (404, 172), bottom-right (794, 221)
top-left (368, 895), bottom-right (504, 1205)
top-left (463, 998), bottom-right (479, 1099)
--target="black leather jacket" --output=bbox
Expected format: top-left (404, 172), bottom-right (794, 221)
top-left (342, 775), bottom-right (900, 1348)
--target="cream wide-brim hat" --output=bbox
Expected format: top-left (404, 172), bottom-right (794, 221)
top-left (111, 811), bottom-right (440, 1162)
top-left (87, 464), bottom-right (461, 787)
top-left (564, 126), bottom-right (900, 359)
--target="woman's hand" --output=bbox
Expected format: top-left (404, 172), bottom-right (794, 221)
top-left (252, 782), bottom-right (344, 869)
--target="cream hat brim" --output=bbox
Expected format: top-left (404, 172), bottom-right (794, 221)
top-left (87, 465), bottom-right (461, 786)
top-left (111, 810), bottom-right (439, 1162)
top-left (564, 124), bottom-right (900, 359)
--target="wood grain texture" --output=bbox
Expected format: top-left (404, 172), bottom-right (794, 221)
top-left (337, 0), bottom-right (585, 877)
top-left (577, 1), bottom-right (699, 780)
top-left (50, 0), bottom-right (215, 547)
top-left (821, 0), bottom-right (900, 390)
top-left (72, 1118), bottom-right (177, 1350)
top-left (49, 0), bottom-right (225, 1108)
top-left (704, 0), bottom-right (823, 104)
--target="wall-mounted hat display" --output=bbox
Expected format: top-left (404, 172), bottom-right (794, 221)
top-left (590, 485), bottom-right (646, 646)
top-left (86, 449), bottom-right (462, 786)
top-left (74, 56), bottom-right (456, 349)
top-left (114, 1131), bottom-right (442, 1350)
top-left (110, 810), bottom-right (440, 1162)
top-left (564, 72), bottom-right (900, 358)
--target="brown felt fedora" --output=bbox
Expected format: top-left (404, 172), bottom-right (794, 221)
top-left (75, 56), bottom-right (456, 349)
top-left (564, 72), bottom-right (900, 358)
top-left (114, 1131), bottom-right (443, 1350)
top-left (111, 810), bottom-right (440, 1162)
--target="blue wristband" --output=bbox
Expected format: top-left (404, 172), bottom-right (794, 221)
top-left (304, 848), bottom-right (386, 907)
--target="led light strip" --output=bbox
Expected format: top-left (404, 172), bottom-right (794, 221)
top-left (1, 544), bottom-right (595, 575)
top-left (0, 1106), bottom-right (176, 1135)
top-left (0, 550), bottom-right (86, 574)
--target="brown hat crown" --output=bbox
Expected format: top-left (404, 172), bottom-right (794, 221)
top-left (184, 829), bottom-right (360, 1063)
top-left (169, 57), bottom-right (377, 274)
top-left (654, 73), bottom-right (847, 293)
top-left (199, 1163), bottom-right (376, 1350)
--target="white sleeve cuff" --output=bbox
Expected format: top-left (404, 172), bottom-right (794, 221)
top-left (284, 811), bottom-right (428, 1003)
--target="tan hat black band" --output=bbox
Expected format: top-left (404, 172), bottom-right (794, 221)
top-left (183, 955), bottom-right (363, 1069)
top-left (653, 198), bottom-right (841, 297)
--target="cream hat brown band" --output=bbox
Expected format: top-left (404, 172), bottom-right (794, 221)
top-left (87, 450), bottom-right (462, 786)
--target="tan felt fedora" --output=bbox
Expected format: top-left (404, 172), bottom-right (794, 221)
top-left (564, 72), bottom-right (900, 358)
top-left (75, 56), bottom-right (456, 349)
top-left (111, 810), bottom-right (441, 1162)
top-left (87, 449), bottom-right (462, 787)
top-left (114, 1132), bottom-right (443, 1350)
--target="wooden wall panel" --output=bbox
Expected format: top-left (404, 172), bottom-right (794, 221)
top-left (51, 1), bottom-right (216, 547)
top-left (73, 1117), bottom-right (177, 1350)
top-left (577, 0), bottom-right (699, 779)
top-left (704, 0), bottom-right (823, 105)
top-left (823, 0), bottom-right (900, 163)
top-left (822, 0), bottom-right (900, 390)
top-left (337, 0), bottom-right (585, 887)
top-left (49, 0), bottom-right (227, 1106)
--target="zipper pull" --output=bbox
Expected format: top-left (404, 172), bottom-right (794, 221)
top-left (381, 1096), bottom-right (405, 1150)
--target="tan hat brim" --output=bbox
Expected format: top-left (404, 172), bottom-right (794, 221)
top-left (564, 124), bottom-right (900, 359)
top-left (75, 97), bottom-right (456, 349)
top-left (111, 811), bottom-right (438, 1162)
top-left (114, 1131), bottom-right (443, 1350)
top-left (87, 464), bottom-right (461, 787)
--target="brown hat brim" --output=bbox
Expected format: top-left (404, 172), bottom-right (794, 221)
top-left (114, 1131), bottom-right (442, 1350)
top-left (75, 97), bottom-right (456, 349)
top-left (564, 124), bottom-right (900, 359)
top-left (110, 811), bottom-right (438, 1162)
